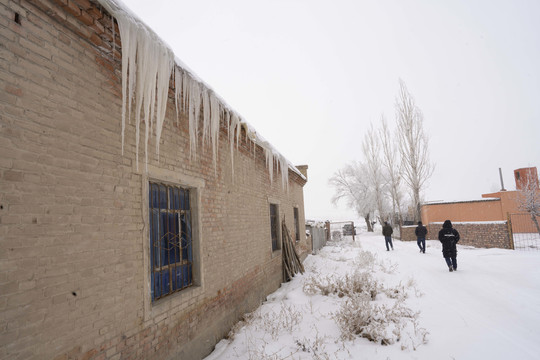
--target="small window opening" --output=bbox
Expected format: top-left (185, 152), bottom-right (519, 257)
top-left (294, 207), bottom-right (300, 242)
top-left (14, 13), bottom-right (21, 25)
top-left (270, 204), bottom-right (280, 251)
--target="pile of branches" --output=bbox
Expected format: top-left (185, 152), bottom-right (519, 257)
top-left (282, 218), bottom-right (305, 282)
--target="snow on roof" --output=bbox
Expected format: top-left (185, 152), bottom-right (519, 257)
top-left (423, 197), bottom-right (500, 205)
top-left (430, 221), bottom-right (507, 225)
top-left (97, 0), bottom-right (305, 187)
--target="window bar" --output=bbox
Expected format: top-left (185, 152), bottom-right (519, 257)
top-left (166, 185), bottom-right (170, 296)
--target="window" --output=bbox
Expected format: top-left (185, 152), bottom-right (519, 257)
top-left (270, 203), bottom-right (280, 251)
top-left (149, 182), bottom-right (193, 301)
top-left (294, 207), bottom-right (300, 241)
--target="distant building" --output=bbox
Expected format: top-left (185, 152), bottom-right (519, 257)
top-left (421, 167), bottom-right (538, 225)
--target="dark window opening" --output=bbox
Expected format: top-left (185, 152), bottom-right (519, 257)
top-left (270, 204), bottom-right (280, 251)
top-left (149, 182), bottom-right (193, 301)
top-left (14, 13), bottom-right (21, 25)
top-left (294, 207), bottom-right (300, 241)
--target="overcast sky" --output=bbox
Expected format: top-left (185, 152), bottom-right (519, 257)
top-left (119, 0), bottom-right (540, 221)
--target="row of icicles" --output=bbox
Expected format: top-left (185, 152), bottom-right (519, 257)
top-left (106, 1), bottom-right (290, 191)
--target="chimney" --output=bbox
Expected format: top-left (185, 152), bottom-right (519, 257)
top-left (514, 167), bottom-right (539, 190)
top-left (296, 165), bottom-right (308, 180)
top-left (499, 168), bottom-right (506, 191)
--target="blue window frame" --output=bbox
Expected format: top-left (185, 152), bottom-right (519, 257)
top-left (149, 182), bottom-right (193, 301)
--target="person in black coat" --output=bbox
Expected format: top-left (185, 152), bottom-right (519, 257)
top-left (438, 220), bottom-right (460, 272)
top-left (415, 221), bottom-right (428, 253)
top-left (382, 222), bottom-right (394, 251)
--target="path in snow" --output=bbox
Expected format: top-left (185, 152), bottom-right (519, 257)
top-left (361, 232), bottom-right (540, 360)
top-left (205, 232), bottom-right (540, 360)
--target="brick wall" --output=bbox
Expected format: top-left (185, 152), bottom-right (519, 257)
top-left (0, 1), bottom-right (308, 359)
top-left (400, 226), bottom-right (417, 242)
top-left (400, 223), bottom-right (512, 250)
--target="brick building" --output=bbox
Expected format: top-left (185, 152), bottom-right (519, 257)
top-left (421, 167), bottom-right (538, 228)
top-left (413, 167), bottom-right (539, 249)
top-left (0, 1), bottom-right (309, 359)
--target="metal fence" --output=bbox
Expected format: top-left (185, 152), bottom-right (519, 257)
top-left (509, 213), bottom-right (540, 251)
top-left (328, 221), bottom-right (356, 241)
top-left (306, 224), bottom-right (327, 253)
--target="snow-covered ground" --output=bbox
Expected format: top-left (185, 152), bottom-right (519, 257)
top-left (204, 231), bottom-right (540, 360)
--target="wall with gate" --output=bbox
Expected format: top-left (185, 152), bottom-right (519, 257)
top-left (401, 222), bottom-right (513, 249)
top-left (509, 213), bottom-right (540, 251)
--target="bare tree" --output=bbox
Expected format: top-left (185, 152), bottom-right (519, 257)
top-left (379, 115), bottom-right (404, 225)
top-left (517, 173), bottom-right (540, 235)
top-left (395, 80), bottom-right (434, 222)
top-left (362, 123), bottom-right (387, 224)
top-left (329, 162), bottom-right (377, 232)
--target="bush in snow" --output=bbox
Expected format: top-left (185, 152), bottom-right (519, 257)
top-left (295, 332), bottom-right (331, 360)
top-left (303, 270), bottom-right (381, 300)
top-left (304, 266), bottom-right (428, 350)
top-left (236, 302), bottom-right (303, 342)
top-left (334, 295), bottom-right (428, 348)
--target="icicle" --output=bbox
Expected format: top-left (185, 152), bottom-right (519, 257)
top-left (182, 70), bottom-right (190, 113)
top-left (202, 90), bottom-right (211, 148)
top-left (225, 110), bottom-right (230, 140)
top-left (210, 92), bottom-right (220, 172)
top-left (106, 0), bottom-right (294, 188)
top-left (113, 9), bottom-right (173, 170)
top-left (115, 13), bottom-right (137, 155)
top-left (277, 154), bottom-right (289, 192)
top-left (154, 48), bottom-right (173, 160)
top-left (265, 147), bottom-right (274, 185)
top-left (229, 113), bottom-right (240, 169)
top-left (188, 78), bottom-right (201, 160)
top-left (174, 67), bottom-right (182, 126)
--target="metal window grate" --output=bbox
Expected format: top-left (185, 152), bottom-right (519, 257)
top-left (149, 182), bottom-right (193, 301)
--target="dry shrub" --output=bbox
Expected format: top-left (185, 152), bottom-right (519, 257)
top-left (303, 270), bottom-right (381, 300)
top-left (334, 295), bottom-right (425, 346)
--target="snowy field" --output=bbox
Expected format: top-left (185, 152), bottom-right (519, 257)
top-left (204, 232), bottom-right (540, 360)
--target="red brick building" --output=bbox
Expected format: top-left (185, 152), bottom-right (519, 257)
top-left (415, 167), bottom-right (539, 248)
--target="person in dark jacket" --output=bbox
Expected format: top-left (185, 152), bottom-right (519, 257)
top-left (438, 220), bottom-right (460, 272)
top-left (415, 221), bottom-right (428, 253)
top-left (382, 222), bottom-right (394, 251)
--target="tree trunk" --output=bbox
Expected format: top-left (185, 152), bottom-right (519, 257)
top-left (365, 214), bottom-right (373, 232)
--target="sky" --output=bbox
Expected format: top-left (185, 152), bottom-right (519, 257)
top-left (203, 232), bottom-right (540, 359)
top-left (118, 0), bottom-right (540, 221)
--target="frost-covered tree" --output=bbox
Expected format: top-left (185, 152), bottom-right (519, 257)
top-left (395, 80), bottom-right (434, 222)
top-left (329, 162), bottom-right (377, 232)
top-left (362, 123), bottom-right (387, 224)
top-left (379, 115), bottom-right (405, 225)
top-left (517, 173), bottom-right (540, 235)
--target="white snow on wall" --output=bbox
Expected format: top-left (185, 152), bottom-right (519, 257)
top-left (430, 221), bottom-right (507, 225)
top-left (97, 0), bottom-right (305, 189)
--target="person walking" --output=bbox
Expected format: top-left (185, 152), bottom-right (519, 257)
top-left (438, 220), bottom-right (460, 272)
top-left (382, 221), bottom-right (394, 251)
top-left (415, 221), bottom-right (428, 253)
